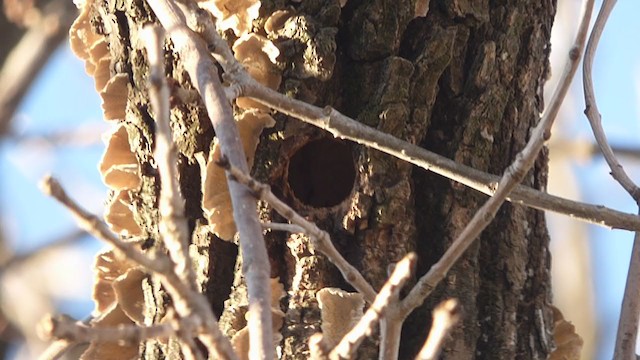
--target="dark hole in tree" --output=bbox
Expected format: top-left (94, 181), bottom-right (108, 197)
top-left (287, 138), bottom-right (356, 208)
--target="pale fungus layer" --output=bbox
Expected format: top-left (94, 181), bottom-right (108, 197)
top-left (69, 0), bottom-right (129, 122)
top-left (104, 190), bottom-right (143, 237)
top-left (317, 288), bottom-right (365, 348)
top-left (81, 305), bottom-right (138, 360)
top-left (231, 278), bottom-right (286, 359)
top-left (69, 1), bottom-right (143, 358)
top-left (200, 110), bottom-right (275, 240)
top-left (87, 250), bottom-right (145, 359)
top-left (98, 124), bottom-right (141, 191)
top-left (233, 33), bottom-right (281, 110)
top-left (197, 0), bottom-right (261, 36)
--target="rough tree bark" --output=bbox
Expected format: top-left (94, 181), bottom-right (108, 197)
top-left (85, 0), bottom-right (555, 358)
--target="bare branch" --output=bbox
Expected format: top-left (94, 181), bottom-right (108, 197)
top-left (39, 312), bottom-right (205, 360)
top-left (39, 175), bottom-right (172, 274)
top-left (39, 175), bottom-right (238, 360)
top-left (582, 0), bottom-right (640, 356)
top-left (142, 24), bottom-right (198, 290)
top-left (329, 253), bottom-right (416, 360)
top-left (218, 156), bottom-right (378, 303)
top-left (178, 335), bottom-right (206, 360)
top-left (261, 222), bottom-right (305, 234)
top-left (583, 0), bottom-right (640, 202)
top-left (615, 227), bottom-right (640, 360)
top-left (398, 0), bottom-right (594, 317)
top-left (38, 339), bottom-right (77, 360)
top-left (40, 314), bottom-right (176, 344)
top-left (6, 123), bottom-right (106, 148)
top-left (38, 316), bottom-right (91, 360)
top-left (0, 229), bottom-right (87, 272)
top-left (378, 318), bottom-right (403, 360)
top-left (0, 0), bottom-right (77, 135)
top-left (145, 1), bottom-right (273, 357)
top-left (250, 82), bottom-right (640, 232)
top-left (191, 8), bottom-right (640, 233)
top-left (415, 299), bottom-right (460, 360)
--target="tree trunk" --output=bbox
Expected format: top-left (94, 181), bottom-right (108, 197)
top-left (85, 0), bottom-right (555, 358)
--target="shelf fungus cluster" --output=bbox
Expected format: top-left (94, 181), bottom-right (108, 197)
top-left (317, 288), bottom-right (365, 348)
top-left (99, 125), bottom-right (143, 236)
top-left (70, 0), bottom-right (128, 121)
top-left (230, 278), bottom-right (286, 360)
top-left (69, 0), bottom-right (145, 357)
top-left (199, 2), bottom-right (285, 241)
top-left (198, 0), bottom-right (260, 36)
top-left (71, 0), bottom-right (143, 239)
top-left (69, 0), bottom-right (290, 356)
top-left (198, 110), bottom-right (275, 240)
top-left (86, 250), bottom-right (146, 359)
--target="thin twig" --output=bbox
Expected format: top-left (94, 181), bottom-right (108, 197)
top-left (145, 1), bottom-right (274, 358)
top-left (250, 84), bottom-right (640, 231)
top-left (261, 222), bottom-right (305, 234)
top-left (397, 0), bottom-right (594, 318)
top-left (39, 176), bottom-right (172, 274)
top-left (38, 316), bottom-right (92, 360)
top-left (328, 254), bottom-right (416, 360)
top-left (615, 223), bottom-right (640, 359)
top-left (39, 176), bottom-right (238, 360)
top-left (6, 123), bottom-right (106, 147)
top-left (0, 229), bottom-right (87, 272)
top-left (40, 314), bottom-right (180, 344)
top-left (143, 24), bottom-right (198, 290)
top-left (583, 1), bottom-right (640, 357)
top-left (38, 339), bottom-right (77, 360)
top-left (165, 309), bottom-right (205, 360)
top-left (40, 313), bottom-right (205, 360)
top-left (583, 0), bottom-right (640, 202)
top-left (190, 10), bottom-right (640, 233)
top-left (178, 335), bottom-right (206, 360)
top-left (218, 156), bottom-right (378, 303)
top-left (415, 299), bottom-right (460, 360)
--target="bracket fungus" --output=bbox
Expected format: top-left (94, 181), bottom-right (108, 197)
top-left (70, 0), bottom-right (129, 122)
top-left (199, 110), bottom-right (275, 240)
top-left (100, 73), bottom-right (129, 121)
top-left (550, 306), bottom-right (584, 360)
top-left (230, 278), bottom-right (286, 359)
top-left (87, 250), bottom-right (146, 359)
top-left (69, 0), bottom-right (101, 69)
top-left (92, 250), bottom-right (146, 322)
top-left (232, 33), bottom-right (281, 110)
top-left (264, 10), bottom-right (293, 38)
top-left (99, 124), bottom-right (142, 191)
top-left (104, 191), bottom-right (143, 237)
top-left (90, 41), bottom-right (110, 90)
top-left (82, 305), bottom-right (139, 360)
top-left (93, 250), bottom-right (135, 314)
top-left (317, 288), bottom-right (365, 348)
top-left (198, 0), bottom-right (260, 36)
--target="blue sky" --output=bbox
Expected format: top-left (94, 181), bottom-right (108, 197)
top-left (0, 46), bottom-right (106, 318)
